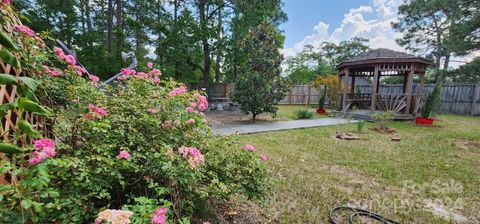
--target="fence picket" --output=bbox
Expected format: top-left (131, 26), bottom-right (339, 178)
top-left (187, 83), bottom-right (480, 115)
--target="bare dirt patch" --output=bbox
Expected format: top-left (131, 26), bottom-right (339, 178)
top-left (455, 139), bottom-right (480, 150)
top-left (207, 198), bottom-right (272, 224)
top-left (205, 110), bottom-right (276, 128)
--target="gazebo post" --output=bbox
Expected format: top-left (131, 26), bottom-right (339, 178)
top-left (342, 68), bottom-right (349, 111)
top-left (371, 65), bottom-right (379, 112)
top-left (418, 73), bottom-right (425, 95)
top-left (350, 75), bottom-right (356, 94)
top-left (404, 68), bottom-right (414, 114)
top-left (337, 74), bottom-right (342, 110)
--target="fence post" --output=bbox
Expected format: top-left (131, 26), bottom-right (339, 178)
top-left (289, 91), bottom-right (292, 104)
top-left (307, 85), bottom-right (311, 105)
top-left (471, 81), bottom-right (480, 115)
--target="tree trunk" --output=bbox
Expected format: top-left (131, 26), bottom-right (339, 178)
top-left (134, 3), bottom-right (141, 52)
top-left (85, 0), bottom-right (92, 32)
top-left (116, 0), bottom-right (123, 53)
top-left (80, 0), bottom-right (86, 34)
top-left (215, 0), bottom-right (223, 83)
top-left (443, 53), bottom-right (450, 70)
top-left (107, 0), bottom-right (113, 57)
top-left (199, 0), bottom-right (211, 94)
top-left (232, 8), bottom-right (239, 81)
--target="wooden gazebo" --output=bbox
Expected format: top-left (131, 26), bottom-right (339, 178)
top-left (336, 48), bottom-right (433, 120)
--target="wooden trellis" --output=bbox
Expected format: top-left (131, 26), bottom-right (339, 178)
top-left (0, 6), bottom-right (51, 184)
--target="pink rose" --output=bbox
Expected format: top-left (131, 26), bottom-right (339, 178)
top-left (188, 148), bottom-right (201, 157)
top-left (198, 104), bottom-right (207, 111)
top-left (147, 62), bottom-right (153, 68)
top-left (13, 25), bottom-right (35, 37)
top-left (95, 107), bottom-right (107, 117)
top-left (186, 119), bottom-right (195, 125)
top-left (178, 146), bottom-right (189, 158)
top-left (116, 150), bottom-right (131, 160)
top-left (28, 156), bottom-right (45, 166)
top-left (150, 68), bottom-right (161, 76)
top-left (53, 47), bottom-right (65, 58)
top-left (121, 68), bottom-right (136, 76)
top-left (162, 120), bottom-right (173, 129)
top-left (244, 144), bottom-right (255, 152)
top-left (43, 147), bottom-right (57, 157)
top-left (65, 55), bottom-right (77, 65)
top-left (186, 107), bottom-right (195, 113)
top-left (146, 108), bottom-right (158, 113)
top-left (33, 139), bottom-right (55, 150)
top-left (89, 75), bottom-right (100, 85)
top-left (150, 76), bottom-right (161, 84)
top-left (29, 139), bottom-right (56, 166)
top-left (151, 207), bottom-right (167, 224)
top-left (168, 86), bottom-right (187, 97)
top-left (260, 155), bottom-right (268, 161)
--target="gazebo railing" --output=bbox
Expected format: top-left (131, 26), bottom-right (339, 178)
top-left (376, 93), bottom-right (407, 113)
top-left (345, 93), bottom-right (372, 109)
top-left (411, 94), bottom-right (422, 115)
top-left (339, 92), bottom-right (422, 114)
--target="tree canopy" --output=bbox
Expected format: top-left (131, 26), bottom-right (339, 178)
top-left (285, 37), bottom-right (369, 84)
top-left (14, 0), bottom-right (287, 87)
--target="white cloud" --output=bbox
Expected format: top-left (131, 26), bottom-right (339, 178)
top-left (281, 0), bottom-right (403, 58)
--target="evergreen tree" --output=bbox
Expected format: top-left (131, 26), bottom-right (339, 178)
top-left (231, 22), bottom-right (290, 121)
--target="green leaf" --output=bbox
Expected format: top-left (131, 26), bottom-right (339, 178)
top-left (25, 90), bottom-right (39, 102)
top-left (0, 142), bottom-right (22, 154)
top-left (21, 199), bottom-right (32, 209)
top-left (45, 203), bottom-right (55, 209)
top-left (0, 102), bottom-right (17, 118)
top-left (0, 31), bottom-right (18, 50)
top-left (18, 97), bottom-right (51, 116)
top-left (0, 160), bottom-right (12, 173)
top-left (18, 77), bottom-right (40, 92)
top-left (32, 202), bottom-right (44, 213)
top-left (18, 119), bottom-right (41, 138)
top-left (0, 49), bottom-right (20, 69)
top-left (0, 73), bottom-right (18, 85)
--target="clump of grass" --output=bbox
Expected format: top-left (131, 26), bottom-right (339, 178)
top-left (295, 109), bottom-right (314, 119)
top-left (357, 120), bottom-right (366, 133)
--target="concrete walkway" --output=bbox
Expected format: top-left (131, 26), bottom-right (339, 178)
top-left (212, 118), bottom-right (357, 135)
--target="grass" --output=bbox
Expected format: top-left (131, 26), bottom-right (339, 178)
top-left (274, 104), bottom-right (328, 120)
top-left (237, 115), bottom-right (480, 223)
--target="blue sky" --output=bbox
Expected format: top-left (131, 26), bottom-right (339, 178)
top-left (281, 0), bottom-right (372, 48)
top-left (280, 0), bottom-right (405, 57)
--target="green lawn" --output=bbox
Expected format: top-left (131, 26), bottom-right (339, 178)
top-left (274, 104), bottom-right (329, 120)
top-left (237, 115), bottom-right (480, 223)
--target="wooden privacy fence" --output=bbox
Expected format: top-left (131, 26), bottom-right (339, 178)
top-left (192, 82), bottom-right (480, 115)
top-left (355, 83), bottom-right (480, 115)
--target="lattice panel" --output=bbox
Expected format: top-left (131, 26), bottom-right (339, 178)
top-left (1, 6), bottom-right (52, 184)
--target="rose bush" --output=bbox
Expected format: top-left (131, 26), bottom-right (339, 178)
top-left (0, 3), bottom-right (271, 223)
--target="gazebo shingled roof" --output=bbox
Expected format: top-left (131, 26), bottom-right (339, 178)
top-left (335, 48), bottom-right (433, 119)
top-left (337, 48), bottom-right (433, 69)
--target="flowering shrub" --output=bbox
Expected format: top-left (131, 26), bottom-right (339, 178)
top-left (0, 5), bottom-right (271, 223)
top-left (34, 71), bottom-right (271, 223)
